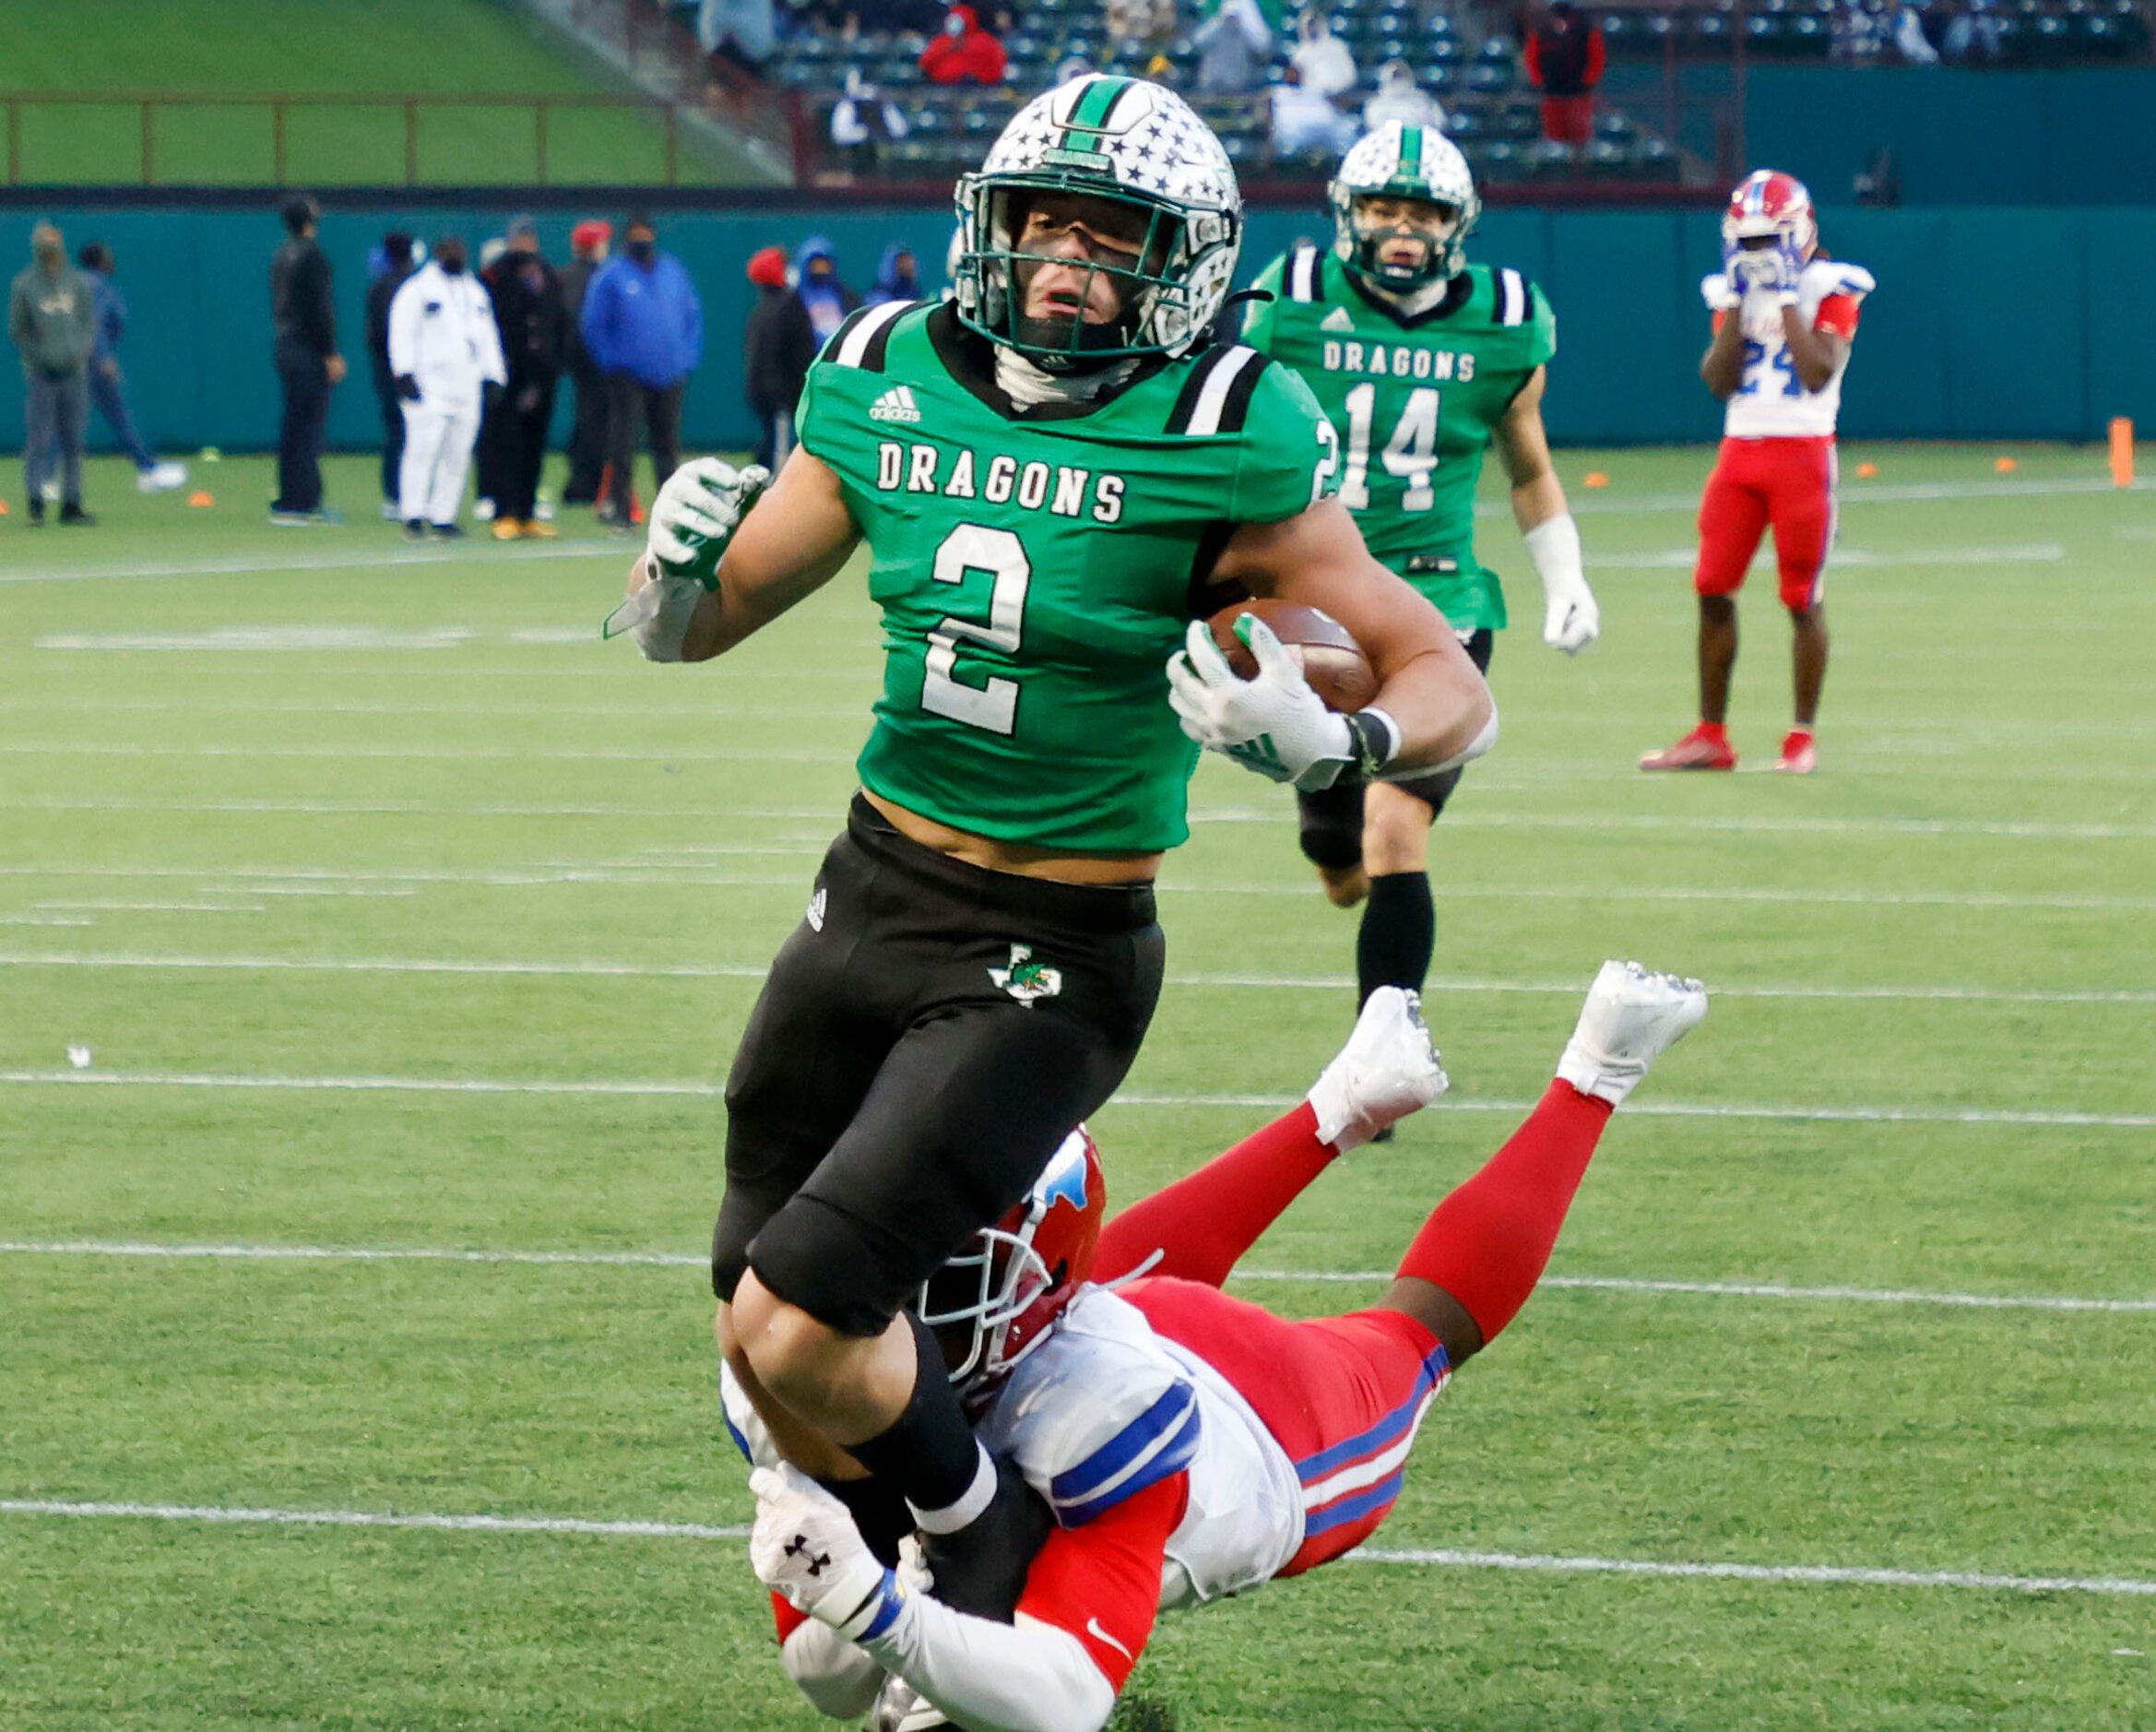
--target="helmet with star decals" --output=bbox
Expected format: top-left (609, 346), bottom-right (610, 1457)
top-left (1330, 120), bottom-right (1480, 293)
top-left (954, 74), bottom-right (1242, 370)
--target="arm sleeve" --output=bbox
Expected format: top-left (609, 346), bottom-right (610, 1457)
top-left (386, 281), bottom-right (418, 378)
top-left (305, 250), bottom-right (338, 353)
top-left (1814, 293), bottom-right (1861, 338)
top-left (1239, 255), bottom-right (1286, 354)
top-left (780, 1615), bottom-right (886, 1720)
top-left (578, 270), bottom-right (613, 373)
top-left (683, 269), bottom-right (705, 371)
top-left (1528, 279), bottom-right (1558, 368)
top-left (478, 291), bottom-right (508, 386)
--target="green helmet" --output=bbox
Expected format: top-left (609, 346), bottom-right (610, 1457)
top-left (1329, 121), bottom-right (1480, 294)
top-left (954, 74), bottom-right (1242, 370)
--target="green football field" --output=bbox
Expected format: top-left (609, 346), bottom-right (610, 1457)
top-left (3, 446), bottom-right (2152, 1729)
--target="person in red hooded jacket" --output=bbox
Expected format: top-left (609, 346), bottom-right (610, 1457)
top-left (920, 4), bottom-right (1008, 84)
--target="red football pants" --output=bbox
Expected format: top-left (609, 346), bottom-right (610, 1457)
top-left (1695, 434), bottom-right (1838, 611)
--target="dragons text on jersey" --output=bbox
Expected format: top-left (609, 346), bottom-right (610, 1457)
top-left (798, 297), bottom-right (1333, 854)
top-left (1243, 244), bottom-right (1555, 633)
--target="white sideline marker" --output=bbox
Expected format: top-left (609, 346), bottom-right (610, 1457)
top-left (4, 1240), bottom-right (2151, 1316)
top-left (0, 1068), bottom-right (2150, 1128)
top-left (1, 1499), bottom-right (2149, 1598)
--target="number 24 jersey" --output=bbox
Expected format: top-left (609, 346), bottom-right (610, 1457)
top-left (795, 299), bottom-right (1335, 855)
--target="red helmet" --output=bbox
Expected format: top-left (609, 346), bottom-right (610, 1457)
top-left (1723, 169), bottom-right (1817, 259)
top-left (915, 1128), bottom-right (1106, 1394)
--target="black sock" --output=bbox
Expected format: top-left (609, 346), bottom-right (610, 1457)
top-left (843, 1314), bottom-right (990, 1524)
top-left (1356, 871), bottom-right (1435, 1006)
top-left (815, 1473), bottom-right (914, 1568)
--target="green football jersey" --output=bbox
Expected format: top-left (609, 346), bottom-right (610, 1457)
top-left (1242, 248), bottom-right (1557, 631)
top-left (795, 300), bottom-right (1334, 854)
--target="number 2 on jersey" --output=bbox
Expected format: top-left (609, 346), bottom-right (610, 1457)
top-left (1739, 338), bottom-right (1802, 398)
top-left (1336, 383), bottom-right (1440, 513)
top-left (922, 523), bottom-right (1029, 735)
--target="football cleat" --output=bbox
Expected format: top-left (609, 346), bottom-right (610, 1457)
top-left (1307, 986), bottom-right (1450, 1152)
top-left (491, 517), bottom-right (523, 541)
top-left (873, 1678), bottom-right (950, 1732)
top-left (136, 460), bottom-right (186, 493)
top-left (1557, 961), bottom-right (1708, 1107)
top-left (1640, 725), bottom-right (1736, 772)
top-left (1776, 730), bottom-right (1818, 775)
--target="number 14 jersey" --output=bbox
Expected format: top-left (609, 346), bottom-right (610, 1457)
top-left (795, 299), bottom-right (1333, 855)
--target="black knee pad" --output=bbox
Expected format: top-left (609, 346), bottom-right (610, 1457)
top-left (1298, 781), bottom-right (1366, 871)
top-left (746, 1192), bottom-right (912, 1339)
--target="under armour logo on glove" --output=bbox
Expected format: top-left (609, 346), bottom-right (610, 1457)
top-left (785, 1534), bottom-right (833, 1578)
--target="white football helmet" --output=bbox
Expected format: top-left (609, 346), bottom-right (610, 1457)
top-left (1722, 168), bottom-right (1818, 260)
top-left (1330, 121), bottom-right (1480, 291)
top-left (954, 74), bottom-right (1242, 368)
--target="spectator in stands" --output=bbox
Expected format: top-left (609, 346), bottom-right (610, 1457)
top-left (1193, 0), bottom-right (1271, 96)
top-left (1524, 1), bottom-right (1605, 147)
top-left (1362, 56), bottom-right (1445, 133)
top-left (268, 195), bottom-right (347, 526)
top-left (389, 234), bottom-right (504, 541)
top-left (1270, 61), bottom-right (1358, 160)
top-left (580, 211), bottom-right (702, 532)
top-left (868, 242), bottom-right (922, 306)
top-left (701, 0), bottom-right (776, 78)
top-left (484, 216), bottom-right (568, 540)
top-left (1291, 7), bottom-right (1357, 99)
top-left (1892, 0), bottom-right (1941, 61)
top-left (831, 68), bottom-right (911, 175)
top-left (11, 221), bottom-right (95, 527)
top-left (794, 236), bottom-right (861, 342)
top-left (66, 242), bottom-right (186, 496)
top-left (1942, 0), bottom-right (2002, 60)
top-left (920, 4), bottom-right (1009, 84)
top-left (743, 244), bottom-right (816, 472)
top-left (1057, 51), bottom-right (1098, 82)
top-left (1106, 0), bottom-right (1180, 53)
top-left (560, 219), bottom-right (612, 507)
top-left (366, 231), bottom-right (421, 522)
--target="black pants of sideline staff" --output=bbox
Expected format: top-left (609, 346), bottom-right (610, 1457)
top-left (372, 366), bottom-right (405, 506)
top-left (602, 372), bottom-right (683, 521)
top-left (273, 343), bottom-right (331, 515)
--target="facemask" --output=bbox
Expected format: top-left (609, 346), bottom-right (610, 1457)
top-left (627, 238), bottom-right (656, 264)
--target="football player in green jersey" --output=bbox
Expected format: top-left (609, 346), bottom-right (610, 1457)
top-left (609, 78), bottom-right (1499, 1615)
top-left (1243, 122), bottom-right (1600, 1022)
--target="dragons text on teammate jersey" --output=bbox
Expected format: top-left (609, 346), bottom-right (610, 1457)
top-left (798, 298), bottom-right (1334, 853)
top-left (1243, 245), bottom-right (1555, 632)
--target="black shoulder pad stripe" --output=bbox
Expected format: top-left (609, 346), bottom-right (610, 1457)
top-left (1166, 346), bottom-right (1234, 436)
top-left (1214, 349), bottom-right (1269, 433)
top-left (823, 305), bottom-right (874, 363)
top-left (854, 300), bottom-right (914, 373)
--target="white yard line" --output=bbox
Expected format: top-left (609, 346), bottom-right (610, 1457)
top-left (2, 951), bottom-right (2148, 1007)
top-left (0, 542), bottom-right (616, 586)
top-left (34, 900), bottom-right (263, 915)
top-left (0, 1068), bottom-right (2146, 1127)
top-left (1536, 473), bottom-right (2154, 517)
top-left (1589, 543), bottom-right (2066, 571)
top-left (0, 1497), bottom-right (2147, 1597)
top-left (6, 1240), bottom-right (2150, 1316)
top-left (0, 741), bottom-right (856, 765)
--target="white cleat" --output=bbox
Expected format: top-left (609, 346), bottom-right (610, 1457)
top-left (1557, 960), bottom-right (1709, 1107)
top-left (1307, 986), bottom-right (1450, 1152)
top-left (136, 460), bottom-right (187, 493)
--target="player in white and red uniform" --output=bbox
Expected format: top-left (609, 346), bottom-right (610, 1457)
top-left (1642, 170), bottom-right (1874, 777)
top-left (739, 964), bottom-right (1710, 1732)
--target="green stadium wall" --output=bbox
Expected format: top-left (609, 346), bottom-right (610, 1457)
top-left (4, 202), bottom-right (2152, 457)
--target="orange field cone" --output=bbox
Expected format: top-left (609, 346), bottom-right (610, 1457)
top-left (0, 497), bottom-right (9, 516)
top-left (1582, 471), bottom-right (1609, 489)
top-left (1854, 461), bottom-right (1878, 479)
top-left (187, 491), bottom-right (216, 507)
top-left (1993, 456), bottom-right (2018, 473)
top-left (2110, 417), bottom-right (2135, 488)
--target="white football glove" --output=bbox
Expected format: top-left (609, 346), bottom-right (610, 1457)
top-left (647, 456), bottom-right (771, 587)
top-left (1167, 615), bottom-right (1356, 792)
top-left (1524, 514), bottom-right (1599, 656)
top-left (750, 1465), bottom-right (906, 1643)
top-left (1701, 271), bottom-right (1743, 314)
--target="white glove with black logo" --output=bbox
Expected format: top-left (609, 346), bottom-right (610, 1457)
top-left (1167, 615), bottom-right (1358, 792)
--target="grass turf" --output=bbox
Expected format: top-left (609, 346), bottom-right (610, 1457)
top-left (0, 0), bottom-right (744, 186)
top-left (2, 446), bottom-right (2153, 1728)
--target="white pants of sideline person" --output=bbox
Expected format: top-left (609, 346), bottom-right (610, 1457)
top-left (399, 398), bottom-right (480, 528)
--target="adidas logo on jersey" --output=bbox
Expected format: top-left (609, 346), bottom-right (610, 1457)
top-left (1321, 306), bottom-right (1355, 332)
top-left (870, 385), bottom-right (922, 423)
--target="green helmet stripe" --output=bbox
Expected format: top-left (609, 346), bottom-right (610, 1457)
top-left (1060, 76), bottom-right (1132, 154)
top-left (1399, 125), bottom-right (1423, 175)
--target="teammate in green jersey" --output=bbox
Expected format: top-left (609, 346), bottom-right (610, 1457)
top-left (609, 78), bottom-right (1498, 1616)
top-left (1243, 121), bottom-right (1600, 1019)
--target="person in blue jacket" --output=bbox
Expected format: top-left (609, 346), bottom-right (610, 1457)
top-left (865, 242), bottom-right (920, 307)
top-left (579, 210), bottom-right (703, 530)
top-left (793, 235), bottom-right (860, 341)
top-left (66, 242), bottom-right (186, 494)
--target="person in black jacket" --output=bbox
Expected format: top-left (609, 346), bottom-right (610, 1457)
top-left (483, 216), bottom-right (569, 539)
top-left (268, 194), bottom-right (347, 525)
top-left (740, 244), bottom-right (815, 472)
top-left (558, 219), bottom-right (612, 506)
top-left (364, 231), bottom-right (418, 521)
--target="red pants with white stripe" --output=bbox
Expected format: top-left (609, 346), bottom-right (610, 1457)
top-left (1695, 434), bottom-right (1838, 611)
top-left (1121, 1279), bottom-right (1451, 1577)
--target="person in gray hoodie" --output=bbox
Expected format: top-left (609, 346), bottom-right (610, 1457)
top-left (9, 221), bottom-right (96, 525)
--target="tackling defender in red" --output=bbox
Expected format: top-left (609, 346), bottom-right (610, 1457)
top-left (736, 963), bottom-right (1708, 1731)
top-left (1642, 170), bottom-right (1875, 777)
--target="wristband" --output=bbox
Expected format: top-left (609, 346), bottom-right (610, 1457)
top-left (1343, 706), bottom-right (1400, 777)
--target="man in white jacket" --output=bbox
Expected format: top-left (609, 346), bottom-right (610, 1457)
top-left (386, 234), bottom-right (505, 540)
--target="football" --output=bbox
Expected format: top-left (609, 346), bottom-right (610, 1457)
top-left (1205, 598), bottom-right (1378, 714)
